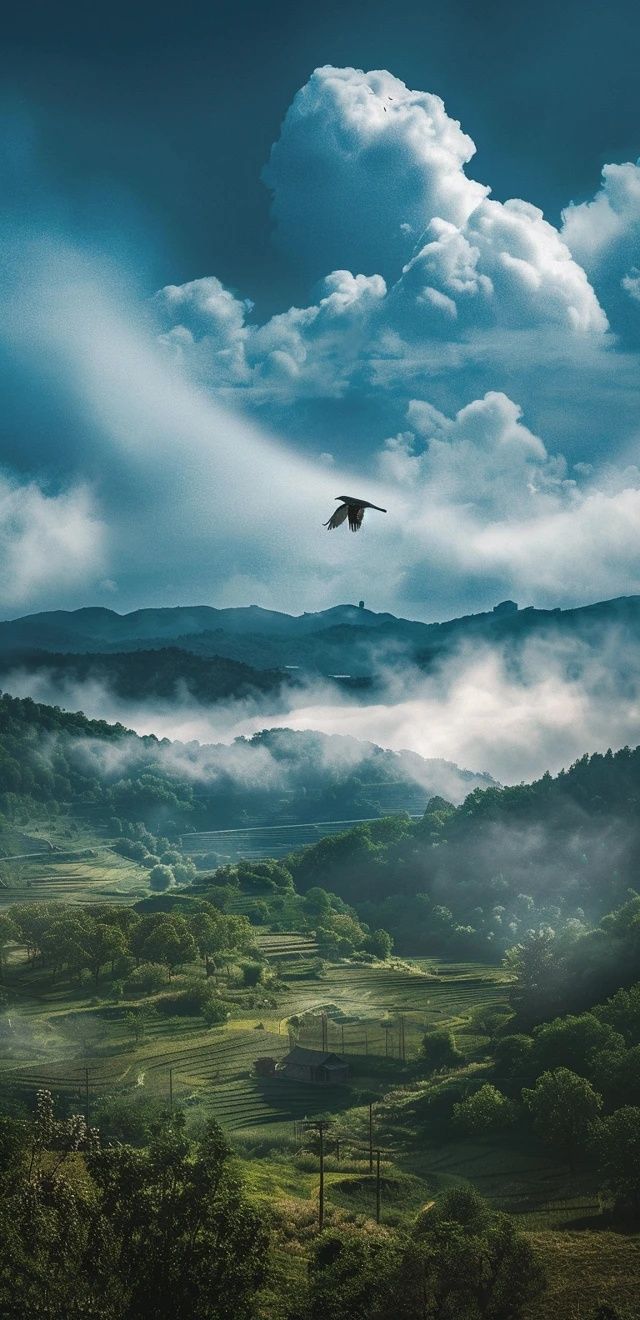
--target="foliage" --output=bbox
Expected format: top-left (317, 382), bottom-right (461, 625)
top-left (305, 1187), bottom-right (545, 1320)
top-left (0, 1093), bottom-right (269, 1320)
top-left (452, 1084), bottom-right (517, 1135)
top-left (593, 1106), bottom-right (640, 1218)
top-left (421, 1028), bottom-right (462, 1073)
top-left (523, 1068), bottom-right (603, 1169)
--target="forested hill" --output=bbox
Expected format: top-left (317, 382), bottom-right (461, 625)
top-left (0, 647), bottom-right (296, 706)
top-left (0, 691), bottom-right (492, 832)
top-left (1, 593), bottom-right (639, 675)
top-left (283, 743), bottom-right (640, 974)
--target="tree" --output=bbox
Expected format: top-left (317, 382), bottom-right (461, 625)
top-left (594, 983), bottom-right (640, 1046)
top-left (594, 1106), bottom-right (640, 1218)
top-left (148, 864), bottom-right (174, 893)
top-left (141, 917), bottom-right (197, 976)
top-left (523, 1068), bottom-right (603, 1170)
top-left (0, 913), bottom-right (17, 982)
top-left (421, 1029), bottom-right (462, 1073)
top-left (365, 928), bottom-right (393, 960)
top-left (0, 1094), bottom-right (268, 1320)
top-left (307, 1227), bottom-right (402, 1320)
top-left (79, 920), bottom-right (126, 986)
top-left (0, 1092), bottom-right (118, 1319)
top-left (504, 928), bottom-right (559, 1024)
top-left (87, 1120), bottom-right (268, 1319)
top-left (531, 1012), bottom-right (624, 1079)
top-left (406, 1187), bottom-right (546, 1320)
top-left (452, 1084), bottom-right (517, 1135)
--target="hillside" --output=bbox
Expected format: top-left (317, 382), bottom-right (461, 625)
top-left (0, 691), bottom-right (494, 833)
top-left (1, 594), bottom-right (639, 677)
top-left (0, 646), bottom-right (298, 706)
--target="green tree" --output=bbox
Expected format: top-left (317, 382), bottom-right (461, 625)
top-left (504, 928), bottom-right (558, 1023)
top-left (0, 912), bottom-right (17, 983)
top-left (523, 1068), bottom-right (603, 1170)
top-left (87, 1120), bottom-right (268, 1318)
top-left (79, 921), bottom-right (126, 986)
top-left (594, 1106), bottom-right (640, 1218)
top-left (421, 1029), bottom-right (462, 1074)
top-left (148, 864), bottom-right (174, 892)
top-left (307, 1227), bottom-right (401, 1320)
top-left (141, 917), bottom-right (197, 977)
top-left (365, 928), bottom-right (393, 960)
top-left (531, 1012), bottom-right (624, 1079)
top-left (452, 1084), bottom-right (517, 1136)
top-left (406, 1186), bottom-right (546, 1320)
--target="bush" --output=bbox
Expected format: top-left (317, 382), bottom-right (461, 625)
top-left (452, 1083), bottom-right (517, 1135)
top-left (594, 1105), bottom-right (640, 1218)
top-left (241, 960), bottom-right (264, 988)
top-left (126, 962), bottom-right (167, 995)
top-left (93, 1094), bottom-right (171, 1144)
top-left (148, 865), bottom-right (174, 893)
top-left (421, 1028), bottom-right (462, 1073)
top-left (202, 999), bottom-right (230, 1027)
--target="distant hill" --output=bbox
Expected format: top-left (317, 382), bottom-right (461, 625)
top-left (0, 595), bottom-right (638, 677)
top-left (0, 692), bottom-right (496, 834)
top-left (0, 647), bottom-right (297, 707)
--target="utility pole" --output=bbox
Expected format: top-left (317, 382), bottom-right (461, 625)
top-left (322, 1013), bottom-right (328, 1052)
top-left (368, 1102), bottom-right (374, 1174)
top-left (375, 1149), bottom-right (381, 1223)
top-left (318, 1122), bottom-right (325, 1230)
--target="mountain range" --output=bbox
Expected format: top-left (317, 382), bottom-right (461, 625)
top-left (0, 594), bottom-right (638, 680)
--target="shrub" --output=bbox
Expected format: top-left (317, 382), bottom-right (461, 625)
top-left (241, 960), bottom-right (264, 988)
top-left (452, 1083), bottom-right (517, 1135)
top-left (126, 962), bottom-right (167, 995)
top-left (148, 865), bottom-right (174, 892)
top-left (421, 1028), bottom-right (462, 1073)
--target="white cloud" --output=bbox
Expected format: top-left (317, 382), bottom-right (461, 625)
top-left (0, 472), bottom-right (105, 608)
top-left (397, 199), bottom-right (606, 332)
top-left (262, 64), bottom-right (487, 280)
top-left (562, 161), bottom-right (640, 337)
top-left (376, 390), bottom-right (640, 607)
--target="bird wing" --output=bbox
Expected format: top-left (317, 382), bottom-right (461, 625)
top-left (348, 505), bottom-right (365, 532)
top-left (324, 503), bottom-right (349, 530)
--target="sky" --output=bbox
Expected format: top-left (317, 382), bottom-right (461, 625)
top-left (1, 0), bottom-right (640, 624)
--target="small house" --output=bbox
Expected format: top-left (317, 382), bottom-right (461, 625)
top-left (279, 1046), bottom-right (349, 1085)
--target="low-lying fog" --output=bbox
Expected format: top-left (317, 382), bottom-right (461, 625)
top-left (5, 629), bottom-right (640, 785)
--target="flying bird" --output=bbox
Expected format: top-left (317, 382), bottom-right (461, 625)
top-left (324, 496), bottom-right (387, 532)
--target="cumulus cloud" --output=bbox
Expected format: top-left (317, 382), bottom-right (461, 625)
top-left (562, 161), bottom-right (640, 339)
top-left (0, 472), bottom-right (105, 608)
top-left (263, 65), bottom-right (487, 281)
top-left (376, 390), bottom-right (640, 607)
top-left (396, 198), bottom-right (606, 332)
top-left (155, 64), bottom-right (614, 472)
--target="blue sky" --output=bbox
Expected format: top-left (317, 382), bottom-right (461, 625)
top-left (1, 0), bottom-right (639, 622)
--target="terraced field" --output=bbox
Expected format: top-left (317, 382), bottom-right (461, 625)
top-left (0, 952), bottom-right (510, 1131)
top-left (181, 814), bottom-right (421, 864)
top-left (0, 847), bottom-right (148, 908)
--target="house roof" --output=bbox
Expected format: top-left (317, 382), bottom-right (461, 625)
top-left (281, 1046), bottom-right (346, 1067)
